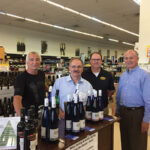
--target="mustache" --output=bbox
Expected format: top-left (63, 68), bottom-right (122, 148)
top-left (73, 70), bottom-right (80, 73)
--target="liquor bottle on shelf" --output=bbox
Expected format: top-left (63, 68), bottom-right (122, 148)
top-left (78, 93), bottom-right (85, 131)
top-left (7, 98), bottom-right (11, 117)
top-left (48, 86), bottom-right (53, 109)
top-left (49, 96), bottom-right (59, 142)
top-left (24, 109), bottom-right (36, 150)
top-left (3, 97), bottom-right (8, 117)
top-left (17, 107), bottom-right (25, 150)
top-left (41, 98), bottom-right (50, 141)
top-left (10, 96), bottom-right (15, 117)
top-left (98, 90), bottom-right (104, 121)
top-left (65, 95), bottom-right (72, 133)
top-left (85, 90), bottom-right (92, 121)
top-left (92, 90), bottom-right (99, 122)
top-left (72, 94), bottom-right (80, 135)
top-left (0, 99), bottom-right (4, 117)
top-left (55, 89), bottom-right (59, 115)
top-left (30, 105), bottom-right (38, 150)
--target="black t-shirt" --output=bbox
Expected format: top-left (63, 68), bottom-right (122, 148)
top-left (82, 68), bottom-right (115, 108)
top-left (14, 70), bottom-right (45, 109)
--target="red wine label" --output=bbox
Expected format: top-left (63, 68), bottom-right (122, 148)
top-left (50, 128), bottom-right (58, 141)
top-left (92, 112), bottom-right (99, 121)
top-left (85, 111), bottom-right (91, 120)
top-left (66, 120), bottom-right (72, 129)
top-left (80, 120), bottom-right (85, 129)
top-left (41, 127), bottom-right (46, 138)
top-left (72, 122), bottom-right (80, 132)
top-left (99, 111), bottom-right (104, 120)
top-left (19, 138), bottom-right (24, 150)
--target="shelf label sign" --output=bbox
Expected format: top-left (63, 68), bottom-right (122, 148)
top-left (146, 45), bottom-right (150, 57)
top-left (66, 132), bottom-right (98, 150)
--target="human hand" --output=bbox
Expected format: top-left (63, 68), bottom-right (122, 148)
top-left (141, 122), bottom-right (149, 133)
top-left (59, 108), bottom-right (65, 119)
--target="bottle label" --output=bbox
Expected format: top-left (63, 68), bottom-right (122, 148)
top-left (92, 112), bottom-right (99, 121)
top-left (41, 127), bottom-right (46, 138)
top-left (35, 132), bottom-right (38, 147)
top-left (99, 111), bottom-right (104, 120)
top-left (85, 111), bottom-right (91, 120)
top-left (19, 138), bottom-right (24, 150)
top-left (30, 140), bottom-right (36, 150)
top-left (66, 120), bottom-right (72, 129)
top-left (80, 120), bottom-right (85, 130)
top-left (50, 128), bottom-right (58, 141)
top-left (72, 122), bottom-right (80, 132)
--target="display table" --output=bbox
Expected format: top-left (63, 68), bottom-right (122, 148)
top-left (38, 117), bottom-right (116, 150)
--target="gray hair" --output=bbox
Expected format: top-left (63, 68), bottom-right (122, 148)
top-left (26, 51), bottom-right (41, 62)
top-left (125, 50), bottom-right (139, 58)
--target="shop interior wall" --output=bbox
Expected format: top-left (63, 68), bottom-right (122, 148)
top-left (0, 24), bottom-right (126, 58)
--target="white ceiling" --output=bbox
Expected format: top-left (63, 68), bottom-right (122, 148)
top-left (0, 0), bottom-right (139, 48)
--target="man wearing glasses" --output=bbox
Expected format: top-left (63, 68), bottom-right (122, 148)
top-left (82, 52), bottom-right (115, 114)
top-left (52, 58), bottom-right (93, 119)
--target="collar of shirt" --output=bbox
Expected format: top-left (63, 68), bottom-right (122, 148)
top-left (66, 75), bottom-right (84, 84)
top-left (126, 66), bottom-right (139, 74)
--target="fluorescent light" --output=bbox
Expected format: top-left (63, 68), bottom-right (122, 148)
top-left (108, 38), bottom-right (119, 42)
top-left (122, 42), bottom-right (135, 46)
top-left (42, 0), bottom-right (139, 37)
top-left (0, 11), bottom-right (104, 39)
top-left (133, 0), bottom-right (140, 5)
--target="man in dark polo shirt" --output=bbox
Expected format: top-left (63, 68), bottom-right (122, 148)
top-left (82, 52), bottom-right (115, 114)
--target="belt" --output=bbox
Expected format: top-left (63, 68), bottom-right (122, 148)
top-left (120, 105), bottom-right (144, 111)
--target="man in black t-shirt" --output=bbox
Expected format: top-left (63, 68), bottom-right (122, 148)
top-left (13, 51), bottom-right (45, 116)
top-left (82, 52), bottom-right (115, 114)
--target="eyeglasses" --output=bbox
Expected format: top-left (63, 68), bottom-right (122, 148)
top-left (71, 65), bottom-right (83, 69)
top-left (91, 59), bottom-right (101, 61)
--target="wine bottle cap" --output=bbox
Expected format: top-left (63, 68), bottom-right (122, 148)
top-left (98, 90), bottom-right (102, 96)
top-left (49, 86), bottom-right (53, 92)
top-left (51, 96), bottom-right (56, 108)
top-left (93, 89), bottom-right (97, 97)
top-left (44, 98), bottom-right (49, 107)
top-left (67, 95), bottom-right (71, 102)
top-left (73, 94), bottom-right (78, 103)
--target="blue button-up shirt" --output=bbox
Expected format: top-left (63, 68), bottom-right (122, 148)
top-left (52, 75), bottom-right (93, 111)
top-left (116, 66), bottom-right (150, 123)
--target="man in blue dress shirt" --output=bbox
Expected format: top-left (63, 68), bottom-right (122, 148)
top-left (116, 50), bottom-right (150, 150)
top-left (52, 58), bottom-right (93, 119)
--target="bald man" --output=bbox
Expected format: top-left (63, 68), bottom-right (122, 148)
top-left (116, 50), bottom-right (150, 150)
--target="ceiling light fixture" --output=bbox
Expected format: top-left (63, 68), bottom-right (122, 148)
top-left (0, 11), bottom-right (103, 39)
top-left (122, 42), bottom-right (135, 46)
top-left (133, 0), bottom-right (140, 5)
top-left (108, 38), bottom-right (119, 42)
top-left (42, 0), bottom-right (139, 37)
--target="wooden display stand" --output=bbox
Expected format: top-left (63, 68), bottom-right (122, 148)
top-left (38, 117), bottom-right (116, 150)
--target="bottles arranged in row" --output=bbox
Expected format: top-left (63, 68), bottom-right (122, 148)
top-left (86, 90), bottom-right (104, 122)
top-left (17, 106), bottom-right (38, 150)
top-left (0, 97), bottom-right (16, 117)
top-left (41, 97), bottom-right (59, 142)
top-left (65, 93), bottom-right (85, 134)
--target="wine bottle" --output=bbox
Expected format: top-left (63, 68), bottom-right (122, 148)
top-left (24, 109), bottom-right (36, 150)
top-left (10, 96), bottom-right (15, 117)
top-left (98, 90), bottom-right (104, 121)
top-left (85, 90), bottom-right (92, 121)
top-left (55, 89), bottom-right (59, 115)
top-left (72, 94), bottom-right (80, 134)
top-left (65, 95), bottom-right (72, 133)
top-left (78, 93), bottom-right (85, 131)
top-left (30, 105), bottom-right (38, 150)
top-left (17, 107), bottom-right (25, 150)
top-left (41, 98), bottom-right (50, 141)
top-left (49, 97), bottom-right (59, 142)
top-left (92, 90), bottom-right (99, 122)
top-left (3, 97), bottom-right (8, 117)
top-left (48, 86), bottom-right (52, 109)
top-left (7, 98), bottom-right (11, 117)
top-left (0, 99), bottom-right (4, 117)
